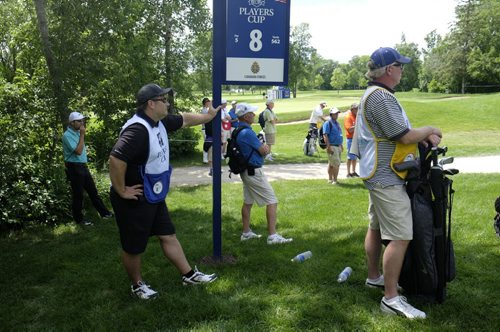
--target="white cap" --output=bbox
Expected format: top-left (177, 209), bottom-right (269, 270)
top-left (68, 112), bottom-right (86, 122)
top-left (320, 101), bottom-right (327, 106)
top-left (329, 107), bottom-right (341, 114)
top-left (231, 100), bottom-right (237, 105)
top-left (221, 99), bottom-right (227, 104)
top-left (265, 99), bottom-right (274, 106)
top-left (235, 103), bottom-right (258, 117)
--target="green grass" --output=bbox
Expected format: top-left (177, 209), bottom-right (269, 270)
top-left (1, 174), bottom-right (499, 330)
top-left (172, 91), bottom-right (500, 166)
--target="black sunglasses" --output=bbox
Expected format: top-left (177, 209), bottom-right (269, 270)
top-left (392, 63), bottom-right (404, 69)
top-left (151, 97), bottom-right (168, 103)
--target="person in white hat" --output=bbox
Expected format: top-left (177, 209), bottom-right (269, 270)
top-left (220, 99), bottom-right (231, 158)
top-left (309, 101), bottom-right (328, 130)
top-left (262, 99), bottom-right (278, 161)
top-left (234, 103), bottom-right (293, 245)
top-left (62, 111), bottom-right (113, 226)
top-left (322, 107), bottom-right (343, 184)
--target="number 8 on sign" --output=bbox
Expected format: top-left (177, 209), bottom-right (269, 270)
top-left (249, 29), bottom-right (263, 52)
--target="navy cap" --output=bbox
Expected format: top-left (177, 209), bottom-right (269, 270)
top-left (136, 83), bottom-right (172, 106)
top-left (370, 47), bottom-right (411, 68)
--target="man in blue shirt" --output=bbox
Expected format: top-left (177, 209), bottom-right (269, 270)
top-left (235, 103), bottom-right (292, 245)
top-left (322, 107), bottom-right (344, 185)
top-left (62, 112), bottom-right (113, 225)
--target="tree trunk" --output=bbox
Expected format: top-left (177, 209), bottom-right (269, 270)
top-left (33, 0), bottom-right (67, 130)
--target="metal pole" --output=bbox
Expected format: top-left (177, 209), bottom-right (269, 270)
top-left (211, 0), bottom-right (225, 259)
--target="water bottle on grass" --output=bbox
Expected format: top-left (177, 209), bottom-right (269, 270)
top-left (291, 251), bottom-right (312, 262)
top-left (337, 267), bottom-right (353, 282)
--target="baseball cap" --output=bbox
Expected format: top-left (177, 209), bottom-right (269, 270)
top-left (235, 103), bottom-right (258, 117)
top-left (329, 107), bottom-right (341, 114)
top-left (265, 99), bottom-right (274, 106)
top-left (68, 112), bottom-right (87, 122)
top-left (221, 99), bottom-right (227, 104)
top-left (136, 83), bottom-right (172, 106)
top-left (320, 101), bottom-right (327, 106)
top-left (231, 100), bottom-right (237, 105)
top-left (351, 103), bottom-right (359, 109)
top-left (370, 47), bottom-right (412, 68)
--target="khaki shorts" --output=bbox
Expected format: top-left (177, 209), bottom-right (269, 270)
top-left (265, 133), bottom-right (276, 145)
top-left (240, 168), bottom-right (278, 207)
top-left (327, 146), bottom-right (342, 167)
top-left (368, 184), bottom-right (413, 240)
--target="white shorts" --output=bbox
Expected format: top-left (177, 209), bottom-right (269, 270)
top-left (240, 168), bottom-right (278, 207)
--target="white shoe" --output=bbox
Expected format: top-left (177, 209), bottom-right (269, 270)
top-left (267, 233), bottom-right (293, 245)
top-left (380, 296), bottom-right (426, 319)
top-left (365, 275), bottom-right (403, 291)
top-left (131, 281), bottom-right (159, 300)
top-left (241, 231), bottom-right (262, 241)
top-left (265, 154), bottom-right (274, 161)
top-left (182, 266), bottom-right (217, 285)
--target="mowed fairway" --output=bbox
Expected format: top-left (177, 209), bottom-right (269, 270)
top-left (184, 91), bottom-right (500, 166)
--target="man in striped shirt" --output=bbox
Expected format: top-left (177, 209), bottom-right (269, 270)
top-left (356, 47), bottom-right (442, 319)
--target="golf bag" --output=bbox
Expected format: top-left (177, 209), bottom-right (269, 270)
top-left (303, 128), bottom-right (318, 156)
top-left (398, 145), bottom-right (458, 303)
top-left (494, 196), bottom-right (500, 237)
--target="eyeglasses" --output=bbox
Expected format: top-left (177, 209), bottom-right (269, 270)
top-left (151, 97), bottom-right (168, 103)
top-left (391, 63), bottom-right (404, 69)
top-left (74, 120), bottom-right (83, 123)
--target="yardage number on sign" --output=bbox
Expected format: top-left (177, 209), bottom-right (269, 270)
top-left (225, 0), bottom-right (289, 84)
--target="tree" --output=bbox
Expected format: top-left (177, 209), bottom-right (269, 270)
top-left (395, 37), bottom-right (422, 91)
top-left (330, 67), bottom-right (347, 93)
top-left (288, 23), bottom-right (315, 97)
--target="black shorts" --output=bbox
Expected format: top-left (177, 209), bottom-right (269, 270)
top-left (110, 188), bottom-right (176, 255)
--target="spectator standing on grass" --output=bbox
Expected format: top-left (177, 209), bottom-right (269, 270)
top-left (322, 107), bottom-right (343, 185)
top-left (344, 103), bottom-right (359, 177)
top-left (109, 83), bottom-right (219, 300)
top-left (352, 47), bottom-right (442, 319)
top-left (62, 111), bottom-right (113, 226)
top-left (220, 99), bottom-right (231, 157)
top-left (235, 103), bottom-right (293, 245)
top-left (309, 101), bottom-right (328, 130)
top-left (229, 100), bottom-right (239, 133)
top-left (262, 99), bottom-right (278, 161)
top-left (201, 97), bottom-right (211, 164)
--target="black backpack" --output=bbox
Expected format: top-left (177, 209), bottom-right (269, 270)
top-left (225, 127), bottom-right (255, 176)
top-left (318, 122), bottom-right (330, 149)
top-left (258, 111), bottom-right (266, 129)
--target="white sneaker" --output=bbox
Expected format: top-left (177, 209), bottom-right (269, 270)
top-left (267, 233), bottom-right (293, 245)
top-left (365, 275), bottom-right (403, 291)
top-left (265, 154), bottom-right (274, 161)
top-left (182, 266), bottom-right (217, 285)
top-left (241, 231), bottom-right (262, 241)
top-left (380, 296), bottom-right (426, 319)
top-left (131, 281), bottom-right (159, 300)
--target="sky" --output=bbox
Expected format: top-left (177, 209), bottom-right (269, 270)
top-left (290, 0), bottom-right (458, 62)
top-left (208, 0), bottom-right (458, 63)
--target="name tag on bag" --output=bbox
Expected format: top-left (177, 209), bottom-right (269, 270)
top-left (142, 166), bottom-right (172, 203)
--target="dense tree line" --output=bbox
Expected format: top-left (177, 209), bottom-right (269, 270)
top-left (0, 0), bottom-right (497, 226)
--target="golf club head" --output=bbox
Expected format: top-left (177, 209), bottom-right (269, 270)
top-left (443, 168), bottom-right (459, 176)
top-left (439, 156), bottom-right (454, 166)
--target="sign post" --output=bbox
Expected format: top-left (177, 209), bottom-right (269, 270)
top-left (211, 0), bottom-right (290, 260)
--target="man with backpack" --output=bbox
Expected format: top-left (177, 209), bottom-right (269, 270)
top-left (322, 107), bottom-right (343, 185)
top-left (261, 99), bottom-right (278, 161)
top-left (234, 103), bottom-right (293, 245)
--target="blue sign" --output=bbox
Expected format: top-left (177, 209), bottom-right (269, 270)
top-left (225, 0), bottom-right (290, 84)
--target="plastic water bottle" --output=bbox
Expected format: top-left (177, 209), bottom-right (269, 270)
top-left (337, 267), bottom-right (353, 283)
top-left (291, 251), bottom-right (313, 262)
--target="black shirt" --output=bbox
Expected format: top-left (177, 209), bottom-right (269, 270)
top-left (110, 112), bottom-right (183, 186)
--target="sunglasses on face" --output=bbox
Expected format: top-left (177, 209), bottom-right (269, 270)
top-left (392, 63), bottom-right (404, 69)
top-left (151, 97), bottom-right (168, 103)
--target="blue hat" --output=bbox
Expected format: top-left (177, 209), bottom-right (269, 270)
top-left (370, 47), bottom-right (411, 68)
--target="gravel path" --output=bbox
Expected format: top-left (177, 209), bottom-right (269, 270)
top-left (170, 155), bottom-right (500, 187)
